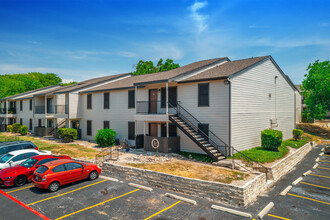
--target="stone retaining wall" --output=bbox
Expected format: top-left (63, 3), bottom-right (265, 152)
top-left (102, 162), bottom-right (267, 206)
top-left (268, 142), bottom-right (313, 182)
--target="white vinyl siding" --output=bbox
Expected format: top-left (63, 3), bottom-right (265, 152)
top-left (231, 59), bottom-right (295, 151)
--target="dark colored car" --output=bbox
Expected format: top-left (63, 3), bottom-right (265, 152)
top-left (0, 141), bottom-right (38, 156)
top-left (33, 159), bottom-right (101, 192)
top-left (0, 155), bottom-right (71, 187)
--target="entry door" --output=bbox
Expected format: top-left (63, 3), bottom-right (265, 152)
top-left (149, 123), bottom-right (158, 137)
top-left (149, 89), bottom-right (158, 114)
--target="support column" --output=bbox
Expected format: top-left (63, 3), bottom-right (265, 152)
top-left (143, 121), bottom-right (146, 136)
top-left (166, 83), bottom-right (169, 138)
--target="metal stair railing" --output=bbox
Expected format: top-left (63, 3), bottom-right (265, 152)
top-left (168, 101), bottom-right (269, 180)
top-left (95, 146), bottom-right (119, 166)
top-left (49, 119), bottom-right (66, 135)
top-left (168, 102), bottom-right (229, 156)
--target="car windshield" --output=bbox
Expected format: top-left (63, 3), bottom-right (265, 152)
top-left (21, 158), bottom-right (38, 168)
top-left (0, 154), bottom-right (13, 163)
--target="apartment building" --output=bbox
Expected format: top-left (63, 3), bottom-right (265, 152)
top-left (0, 56), bottom-right (301, 161)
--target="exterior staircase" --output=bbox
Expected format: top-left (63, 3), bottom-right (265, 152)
top-left (168, 103), bottom-right (229, 162)
top-left (48, 119), bottom-right (66, 136)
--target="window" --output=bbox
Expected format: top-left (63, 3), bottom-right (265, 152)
top-left (161, 87), bottom-right (177, 108)
top-left (29, 119), bottom-right (33, 130)
top-left (29, 100), bottom-right (32, 111)
top-left (0, 147), bottom-right (8, 154)
top-left (128, 90), bottom-right (135, 108)
top-left (24, 152), bottom-right (38, 158)
top-left (104, 92), bottom-right (110, 109)
top-left (198, 83), bottom-right (209, 107)
top-left (36, 158), bottom-right (58, 166)
top-left (52, 164), bottom-right (66, 173)
top-left (128, 122), bottom-right (135, 140)
top-left (38, 119), bottom-right (42, 127)
top-left (161, 124), bottom-right (177, 137)
top-left (20, 100), bottom-right (23, 111)
top-left (10, 145), bottom-right (23, 151)
top-left (11, 154), bottom-right (25, 162)
top-left (20, 118), bottom-right (23, 125)
top-left (36, 166), bottom-right (49, 174)
top-left (87, 94), bottom-right (92, 109)
top-left (65, 162), bottom-right (83, 170)
top-left (104, 121), bottom-right (110, 129)
top-left (87, 120), bottom-right (92, 136)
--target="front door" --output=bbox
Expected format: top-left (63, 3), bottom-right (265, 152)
top-left (149, 89), bottom-right (158, 114)
top-left (149, 123), bottom-right (158, 137)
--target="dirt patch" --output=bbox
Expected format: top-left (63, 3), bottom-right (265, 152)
top-left (297, 123), bottom-right (330, 140)
top-left (125, 160), bottom-right (248, 184)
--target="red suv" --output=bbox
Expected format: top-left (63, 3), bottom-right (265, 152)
top-left (32, 159), bottom-right (101, 192)
top-left (0, 155), bottom-right (71, 187)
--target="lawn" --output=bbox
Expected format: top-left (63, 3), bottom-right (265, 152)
top-left (126, 161), bottom-right (247, 184)
top-left (231, 137), bottom-right (310, 164)
top-left (0, 133), bottom-right (100, 159)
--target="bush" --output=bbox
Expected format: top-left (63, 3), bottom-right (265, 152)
top-left (57, 128), bottom-right (77, 142)
top-left (7, 125), bottom-right (13, 132)
top-left (95, 128), bottom-right (117, 148)
top-left (261, 129), bottom-right (283, 151)
top-left (293, 129), bottom-right (303, 140)
top-left (12, 123), bottom-right (21, 133)
top-left (19, 125), bottom-right (28, 135)
top-left (302, 112), bottom-right (313, 123)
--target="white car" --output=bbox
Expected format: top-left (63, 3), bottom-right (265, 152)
top-left (0, 149), bottom-right (52, 170)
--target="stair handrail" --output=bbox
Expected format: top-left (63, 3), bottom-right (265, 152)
top-left (49, 119), bottom-right (66, 135)
top-left (168, 101), bottom-right (269, 180)
top-left (168, 102), bottom-right (229, 156)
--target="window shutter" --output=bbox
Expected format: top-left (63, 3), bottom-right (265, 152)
top-left (128, 90), bottom-right (135, 108)
top-left (87, 120), bottom-right (92, 136)
top-left (103, 121), bottom-right (110, 129)
top-left (87, 94), bottom-right (92, 109)
top-left (198, 83), bottom-right (209, 106)
top-left (128, 122), bottom-right (135, 140)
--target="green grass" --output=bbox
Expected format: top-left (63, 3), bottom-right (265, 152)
top-left (231, 137), bottom-right (310, 164)
top-left (178, 151), bottom-right (215, 163)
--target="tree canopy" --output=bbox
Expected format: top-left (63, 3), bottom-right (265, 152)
top-left (132, 58), bottom-right (180, 75)
top-left (301, 60), bottom-right (330, 120)
top-left (0, 72), bottom-right (62, 99)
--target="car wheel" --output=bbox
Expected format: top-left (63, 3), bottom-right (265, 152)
top-left (89, 171), bottom-right (98, 180)
top-left (14, 175), bottom-right (27, 187)
top-left (48, 182), bottom-right (60, 192)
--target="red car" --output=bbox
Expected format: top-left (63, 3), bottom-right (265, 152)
top-left (0, 155), bottom-right (71, 187)
top-left (32, 159), bottom-right (101, 192)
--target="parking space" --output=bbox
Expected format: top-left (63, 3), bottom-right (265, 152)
top-left (264, 144), bottom-right (330, 220)
top-left (1, 176), bottom-right (245, 220)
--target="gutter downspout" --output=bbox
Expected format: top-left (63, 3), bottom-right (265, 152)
top-left (227, 78), bottom-right (232, 156)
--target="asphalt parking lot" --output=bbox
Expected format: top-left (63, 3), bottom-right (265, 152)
top-left (1, 143), bottom-right (329, 220)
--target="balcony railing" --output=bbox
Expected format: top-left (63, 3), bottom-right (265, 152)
top-left (55, 105), bottom-right (68, 114)
top-left (0, 108), bottom-right (6, 114)
top-left (136, 101), bottom-right (177, 115)
top-left (7, 108), bottom-right (16, 114)
top-left (35, 106), bottom-right (45, 114)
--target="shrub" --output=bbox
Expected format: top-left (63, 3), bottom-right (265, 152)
top-left (57, 128), bottom-right (77, 142)
top-left (95, 128), bottom-right (117, 148)
top-left (12, 123), bottom-right (21, 133)
top-left (261, 129), bottom-right (283, 151)
top-left (7, 125), bottom-right (13, 132)
top-left (293, 129), bottom-right (303, 140)
top-left (19, 125), bottom-right (28, 135)
top-left (302, 112), bottom-right (312, 123)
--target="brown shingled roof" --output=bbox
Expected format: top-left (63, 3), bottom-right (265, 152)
top-left (83, 57), bottom-right (228, 93)
top-left (0, 85), bottom-right (60, 101)
top-left (178, 56), bottom-right (269, 83)
top-left (54, 73), bottom-right (130, 94)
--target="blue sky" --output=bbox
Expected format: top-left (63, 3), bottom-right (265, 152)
top-left (0, 0), bottom-right (329, 84)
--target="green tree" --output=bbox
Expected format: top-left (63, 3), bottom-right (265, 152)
top-left (132, 58), bottom-right (180, 75)
top-left (301, 60), bottom-right (330, 120)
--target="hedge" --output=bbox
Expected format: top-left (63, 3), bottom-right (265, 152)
top-left (261, 129), bottom-right (283, 151)
top-left (57, 128), bottom-right (77, 142)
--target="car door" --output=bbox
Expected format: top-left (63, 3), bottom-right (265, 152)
top-left (51, 164), bottom-right (69, 185)
top-left (9, 153), bottom-right (25, 167)
top-left (64, 162), bottom-right (84, 183)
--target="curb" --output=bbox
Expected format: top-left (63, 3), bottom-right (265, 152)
top-left (303, 170), bottom-right (312, 176)
top-left (280, 185), bottom-right (292, 196)
top-left (292, 177), bottom-right (303, 185)
top-left (211, 205), bottom-right (252, 218)
top-left (165, 193), bottom-right (197, 205)
top-left (313, 163), bottom-right (319, 169)
top-left (257, 202), bottom-right (274, 219)
top-left (319, 152), bottom-right (324, 156)
top-left (99, 176), bottom-right (119, 182)
top-left (128, 183), bottom-right (153, 191)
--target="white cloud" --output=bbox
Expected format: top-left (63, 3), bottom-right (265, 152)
top-left (189, 1), bottom-right (208, 33)
top-left (63, 50), bottom-right (113, 60)
top-left (62, 78), bottom-right (74, 83)
top-left (118, 51), bottom-right (138, 58)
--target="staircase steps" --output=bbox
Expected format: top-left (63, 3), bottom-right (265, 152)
top-left (169, 114), bottom-right (226, 162)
